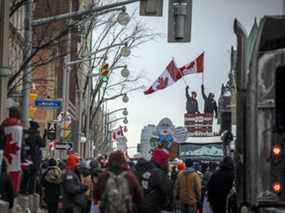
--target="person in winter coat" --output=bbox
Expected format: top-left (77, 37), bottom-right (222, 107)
top-left (1, 107), bottom-right (23, 192)
top-left (207, 156), bottom-right (235, 213)
top-left (136, 148), bottom-right (172, 213)
top-left (24, 120), bottom-right (46, 171)
top-left (0, 158), bottom-right (15, 209)
top-left (186, 86), bottom-right (199, 114)
top-left (94, 150), bottom-right (143, 213)
top-left (63, 153), bottom-right (88, 213)
top-left (201, 84), bottom-right (218, 118)
top-left (175, 158), bottom-right (201, 213)
top-left (20, 120), bottom-right (46, 194)
top-left (41, 159), bottom-right (63, 213)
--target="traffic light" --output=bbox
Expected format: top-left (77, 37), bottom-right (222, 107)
top-left (100, 63), bottom-right (109, 82)
top-left (168, 0), bottom-right (192, 43)
top-left (140, 0), bottom-right (163, 16)
top-left (47, 122), bottom-right (57, 141)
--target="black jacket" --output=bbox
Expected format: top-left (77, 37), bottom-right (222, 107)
top-left (136, 160), bottom-right (171, 213)
top-left (186, 89), bottom-right (199, 113)
top-left (201, 86), bottom-right (218, 116)
top-left (207, 158), bottom-right (234, 213)
top-left (62, 170), bottom-right (88, 209)
top-left (24, 129), bottom-right (45, 170)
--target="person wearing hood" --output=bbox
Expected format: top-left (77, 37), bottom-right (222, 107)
top-left (136, 148), bottom-right (172, 213)
top-left (94, 150), bottom-right (143, 213)
top-left (207, 156), bottom-right (235, 213)
top-left (62, 153), bottom-right (88, 213)
top-left (175, 158), bottom-right (201, 213)
top-left (41, 159), bottom-right (63, 213)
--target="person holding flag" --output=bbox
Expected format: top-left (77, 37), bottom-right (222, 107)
top-left (185, 85), bottom-right (199, 114)
top-left (201, 84), bottom-right (218, 118)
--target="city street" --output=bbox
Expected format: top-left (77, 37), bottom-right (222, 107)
top-left (1, 0), bottom-right (285, 213)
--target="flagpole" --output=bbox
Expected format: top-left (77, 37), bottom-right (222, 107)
top-left (202, 51), bottom-right (205, 85)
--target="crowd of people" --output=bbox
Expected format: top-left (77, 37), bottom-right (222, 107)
top-left (0, 107), bottom-right (236, 213)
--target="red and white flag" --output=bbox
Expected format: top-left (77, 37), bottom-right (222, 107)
top-left (180, 52), bottom-right (204, 75)
top-left (144, 60), bottom-right (182, 95)
top-left (112, 126), bottom-right (124, 141)
top-left (144, 53), bottom-right (204, 95)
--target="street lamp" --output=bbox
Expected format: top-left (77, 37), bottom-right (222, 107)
top-left (122, 94), bottom-right (129, 103)
top-left (122, 108), bottom-right (128, 116)
top-left (117, 7), bottom-right (131, 26)
top-left (121, 65), bottom-right (130, 78)
top-left (123, 117), bottom-right (128, 124)
top-left (120, 44), bottom-right (131, 57)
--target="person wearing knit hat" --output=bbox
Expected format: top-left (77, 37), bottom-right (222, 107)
top-left (177, 160), bottom-right (186, 172)
top-left (136, 148), bottom-right (171, 213)
top-left (151, 147), bottom-right (170, 171)
top-left (175, 158), bottom-right (202, 213)
top-left (66, 153), bottom-right (80, 171)
top-left (94, 150), bottom-right (143, 213)
top-left (62, 153), bottom-right (88, 212)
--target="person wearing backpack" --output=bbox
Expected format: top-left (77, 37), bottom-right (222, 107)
top-left (175, 158), bottom-right (202, 213)
top-left (94, 150), bottom-right (143, 213)
top-left (41, 158), bottom-right (63, 213)
top-left (136, 148), bottom-right (172, 213)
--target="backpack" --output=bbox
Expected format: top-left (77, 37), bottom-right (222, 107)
top-left (101, 171), bottom-right (133, 213)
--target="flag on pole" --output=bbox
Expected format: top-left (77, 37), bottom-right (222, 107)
top-left (144, 53), bottom-right (204, 95)
top-left (179, 52), bottom-right (204, 75)
top-left (112, 126), bottom-right (124, 141)
top-left (144, 60), bottom-right (182, 95)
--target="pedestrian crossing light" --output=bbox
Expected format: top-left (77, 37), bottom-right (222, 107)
top-left (100, 63), bottom-right (109, 82)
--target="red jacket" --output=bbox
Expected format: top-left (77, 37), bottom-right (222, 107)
top-left (94, 167), bottom-right (143, 213)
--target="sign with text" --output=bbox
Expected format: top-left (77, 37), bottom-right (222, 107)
top-left (184, 113), bottom-right (214, 136)
top-left (35, 99), bottom-right (62, 108)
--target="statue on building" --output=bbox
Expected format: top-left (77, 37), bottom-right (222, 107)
top-left (185, 86), bottom-right (199, 114)
top-left (201, 84), bottom-right (218, 118)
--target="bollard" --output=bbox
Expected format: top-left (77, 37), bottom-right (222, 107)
top-left (0, 199), bottom-right (9, 212)
top-left (17, 195), bottom-right (30, 212)
top-left (31, 194), bottom-right (40, 212)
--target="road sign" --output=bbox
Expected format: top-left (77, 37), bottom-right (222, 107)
top-left (55, 142), bottom-right (72, 150)
top-left (35, 99), bottom-right (62, 108)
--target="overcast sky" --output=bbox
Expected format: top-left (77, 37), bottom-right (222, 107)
top-left (107, 0), bottom-right (283, 154)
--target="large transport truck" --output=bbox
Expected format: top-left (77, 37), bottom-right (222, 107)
top-left (234, 16), bottom-right (285, 212)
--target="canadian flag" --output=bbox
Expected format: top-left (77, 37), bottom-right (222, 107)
top-left (179, 52), bottom-right (204, 75)
top-left (144, 53), bottom-right (204, 95)
top-left (112, 126), bottom-right (124, 141)
top-left (144, 60), bottom-right (181, 95)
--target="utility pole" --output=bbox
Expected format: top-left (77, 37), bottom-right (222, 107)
top-left (0, 0), bottom-right (10, 121)
top-left (22, 0), bottom-right (33, 127)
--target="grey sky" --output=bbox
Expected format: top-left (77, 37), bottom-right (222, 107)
top-left (109, 0), bottom-right (283, 153)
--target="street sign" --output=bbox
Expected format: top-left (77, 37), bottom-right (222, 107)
top-left (35, 99), bottom-right (62, 108)
top-left (55, 142), bottom-right (72, 150)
